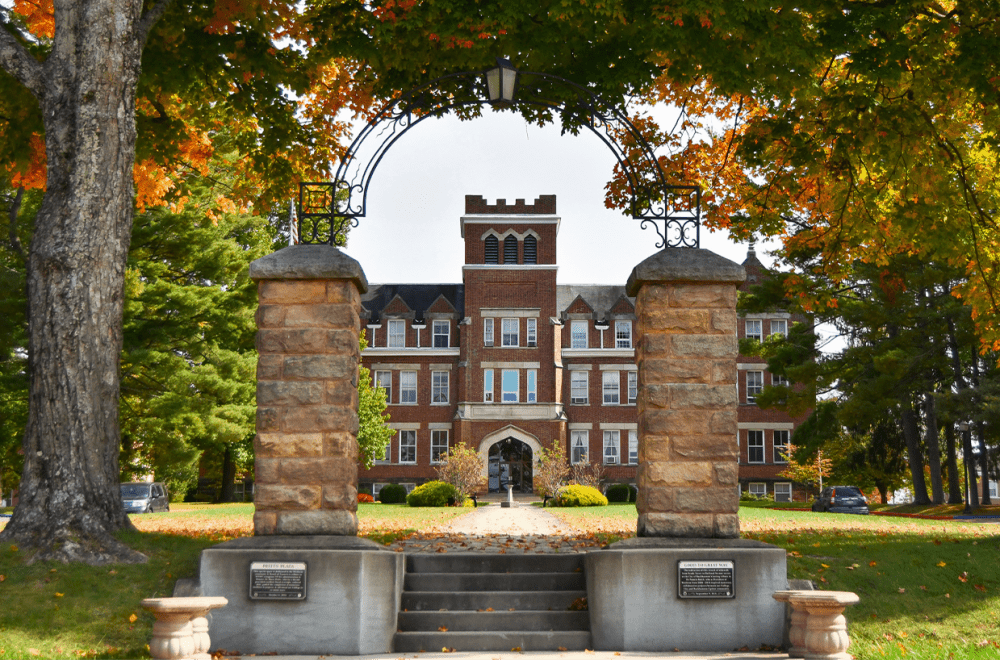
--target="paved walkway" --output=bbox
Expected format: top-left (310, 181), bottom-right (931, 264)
top-left (387, 502), bottom-right (607, 554)
top-left (250, 652), bottom-right (786, 660)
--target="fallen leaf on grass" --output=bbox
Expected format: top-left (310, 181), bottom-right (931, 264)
top-left (898, 588), bottom-right (906, 594)
top-left (28, 651), bottom-right (40, 657)
top-left (937, 561), bottom-right (947, 567)
top-left (975, 584), bottom-right (987, 592)
top-left (958, 572), bottom-right (968, 583)
top-left (869, 561), bottom-right (877, 567)
top-left (54, 592), bottom-right (64, 598)
top-left (438, 626), bottom-right (448, 632)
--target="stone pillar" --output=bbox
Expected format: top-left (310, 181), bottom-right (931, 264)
top-left (249, 245), bottom-right (368, 536)
top-left (626, 248), bottom-right (745, 538)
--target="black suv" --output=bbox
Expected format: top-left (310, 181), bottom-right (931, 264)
top-left (811, 486), bottom-right (869, 515)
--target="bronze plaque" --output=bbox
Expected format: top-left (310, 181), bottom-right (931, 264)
top-left (249, 561), bottom-right (307, 601)
top-left (677, 560), bottom-right (734, 599)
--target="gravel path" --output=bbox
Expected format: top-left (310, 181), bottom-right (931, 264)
top-left (436, 503), bottom-right (573, 535)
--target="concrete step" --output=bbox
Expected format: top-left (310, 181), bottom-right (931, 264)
top-left (394, 630), bottom-right (593, 652)
top-left (407, 553), bottom-right (584, 574)
top-left (401, 590), bottom-right (587, 612)
top-left (397, 610), bottom-right (590, 632)
top-left (405, 571), bottom-right (585, 592)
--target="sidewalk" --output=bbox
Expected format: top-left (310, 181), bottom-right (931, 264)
top-left (239, 651), bottom-right (787, 660)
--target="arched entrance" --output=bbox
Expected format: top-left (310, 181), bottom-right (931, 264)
top-left (487, 438), bottom-right (533, 493)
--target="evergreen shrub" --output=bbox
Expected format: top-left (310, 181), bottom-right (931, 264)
top-left (406, 480), bottom-right (459, 507)
top-left (554, 484), bottom-right (608, 507)
top-left (605, 483), bottom-right (637, 503)
top-left (377, 483), bottom-right (407, 504)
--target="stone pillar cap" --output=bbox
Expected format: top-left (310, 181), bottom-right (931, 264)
top-left (626, 248), bottom-right (746, 296)
top-left (788, 591), bottom-right (860, 606)
top-left (141, 597), bottom-right (229, 613)
top-left (249, 244), bottom-right (368, 293)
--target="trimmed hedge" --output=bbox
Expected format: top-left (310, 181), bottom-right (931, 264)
top-left (377, 483), bottom-right (408, 504)
top-left (605, 484), bottom-right (637, 503)
top-left (406, 480), bottom-right (459, 507)
top-left (554, 484), bottom-right (608, 507)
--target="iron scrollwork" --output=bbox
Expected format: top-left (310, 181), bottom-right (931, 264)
top-left (298, 65), bottom-right (701, 249)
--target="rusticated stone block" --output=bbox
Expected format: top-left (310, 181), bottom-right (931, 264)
top-left (256, 355), bottom-right (282, 380)
top-left (669, 383), bottom-right (736, 410)
top-left (715, 462), bottom-right (739, 486)
top-left (253, 511), bottom-right (277, 536)
top-left (669, 283), bottom-right (736, 309)
top-left (257, 328), bottom-right (326, 354)
top-left (636, 486), bottom-right (674, 513)
top-left (711, 309), bottom-right (737, 334)
top-left (637, 332), bottom-right (671, 355)
top-left (640, 309), bottom-right (710, 334)
top-left (326, 280), bottom-right (361, 305)
top-left (283, 355), bottom-right (356, 381)
top-left (325, 381), bottom-right (359, 408)
top-left (714, 514), bottom-right (740, 538)
top-left (643, 359), bottom-right (711, 384)
top-left (282, 406), bottom-right (358, 434)
top-left (256, 305), bottom-right (286, 329)
top-left (642, 410), bottom-right (710, 437)
top-left (284, 304), bottom-right (359, 330)
top-left (275, 510), bottom-right (357, 535)
top-left (255, 485), bottom-right (321, 510)
top-left (672, 335), bottom-right (738, 358)
top-left (710, 410), bottom-right (738, 435)
top-left (256, 407), bottom-right (279, 432)
top-left (637, 512), bottom-right (714, 538)
top-left (674, 487), bottom-right (740, 513)
top-left (712, 360), bottom-right (737, 384)
top-left (324, 432), bottom-right (359, 459)
top-left (259, 280), bottom-right (326, 304)
top-left (323, 484), bottom-right (359, 511)
top-left (638, 435), bottom-right (671, 463)
top-left (646, 461), bottom-right (713, 487)
top-left (256, 433), bottom-right (323, 458)
top-left (277, 458), bottom-right (356, 485)
top-left (256, 381), bottom-right (324, 406)
top-left (672, 434), bottom-right (738, 460)
top-left (255, 458), bottom-right (279, 485)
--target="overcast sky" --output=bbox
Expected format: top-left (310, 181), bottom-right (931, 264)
top-left (340, 108), bottom-right (779, 286)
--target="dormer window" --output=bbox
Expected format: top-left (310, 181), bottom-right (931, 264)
top-left (485, 235), bottom-right (499, 264)
top-left (504, 235), bottom-right (518, 264)
top-left (523, 235), bottom-right (537, 264)
top-left (387, 319), bottom-right (405, 347)
top-left (432, 320), bottom-right (450, 348)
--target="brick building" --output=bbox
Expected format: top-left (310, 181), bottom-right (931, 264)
top-left (358, 195), bottom-right (810, 500)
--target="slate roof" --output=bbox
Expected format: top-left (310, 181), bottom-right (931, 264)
top-left (361, 284), bottom-right (465, 323)
top-left (556, 285), bottom-right (633, 319)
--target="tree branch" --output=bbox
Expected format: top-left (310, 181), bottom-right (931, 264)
top-left (0, 16), bottom-right (45, 97)
top-left (136, 0), bottom-right (176, 50)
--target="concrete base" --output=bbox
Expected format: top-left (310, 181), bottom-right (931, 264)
top-left (585, 538), bottom-right (787, 652)
top-left (195, 536), bottom-right (404, 655)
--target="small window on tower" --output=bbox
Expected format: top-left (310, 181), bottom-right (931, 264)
top-left (484, 235), bottom-right (499, 264)
top-left (504, 235), bottom-right (518, 264)
top-left (523, 235), bottom-right (537, 264)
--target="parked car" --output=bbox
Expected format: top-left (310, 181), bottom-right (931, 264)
top-left (811, 486), bottom-right (869, 514)
top-left (121, 482), bottom-right (170, 513)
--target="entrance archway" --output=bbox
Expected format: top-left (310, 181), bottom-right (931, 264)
top-left (487, 438), bottom-right (534, 493)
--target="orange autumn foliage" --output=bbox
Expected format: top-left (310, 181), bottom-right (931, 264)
top-left (13, 0), bottom-right (54, 39)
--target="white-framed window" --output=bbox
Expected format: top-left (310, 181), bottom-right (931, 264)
top-left (749, 482), bottom-right (766, 497)
top-left (571, 320), bottom-right (588, 348)
top-left (774, 482), bottom-right (792, 502)
top-left (603, 430), bottom-right (620, 465)
top-left (432, 320), bottom-right (450, 348)
top-left (483, 369), bottom-right (494, 403)
top-left (373, 482), bottom-right (388, 496)
top-left (398, 430), bottom-right (416, 464)
top-left (745, 319), bottom-right (762, 341)
top-left (990, 481), bottom-right (998, 498)
top-left (747, 370), bottom-right (764, 403)
top-left (526, 318), bottom-right (537, 347)
top-left (571, 431), bottom-right (589, 464)
top-left (501, 369), bottom-right (518, 403)
top-left (501, 318), bottom-right (519, 347)
top-left (375, 440), bottom-right (391, 464)
top-left (527, 369), bottom-right (537, 403)
top-left (627, 430), bottom-right (638, 465)
top-left (570, 371), bottom-right (588, 404)
top-left (431, 371), bottom-right (449, 404)
top-left (627, 371), bottom-right (637, 404)
top-left (772, 373), bottom-right (789, 387)
top-left (748, 430), bottom-right (764, 464)
top-left (770, 319), bottom-right (787, 338)
top-left (603, 371), bottom-right (620, 405)
top-left (483, 318), bottom-right (494, 346)
top-left (615, 321), bottom-right (632, 349)
top-left (399, 371), bottom-right (417, 404)
top-left (374, 371), bottom-right (391, 403)
top-left (388, 319), bottom-right (406, 347)
top-left (431, 430), bottom-right (449, 464)
top-left (773, 430), bottom-right (790, 463)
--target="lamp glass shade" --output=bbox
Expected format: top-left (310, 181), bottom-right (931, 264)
top-left (486, 59), bottom-right (517, 102)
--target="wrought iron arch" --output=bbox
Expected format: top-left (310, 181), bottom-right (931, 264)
top-left (298, 61), bottom-right (700, 249)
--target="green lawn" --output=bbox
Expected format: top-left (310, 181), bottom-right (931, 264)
top-left (0, 503), bottom-right (997, 659)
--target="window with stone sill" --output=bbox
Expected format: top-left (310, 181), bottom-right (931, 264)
top-left (571, 320), bottom-right (587, 349)
top-left (745, 319), bottom-right (762, 342)
top-left (527, 369), bottom-right (537, 403)
top-left (749, 482), bottom-right (766, 497)
top-left (615, 321), bottom-right (632, 349)
top-left (627, 371), bottom-right (637, 404)
top-left (571, 430), bottom-right (589, 464)
top-left (375, 441), bottom-right (391, 465)
top-left (399, 371), bottom-right (417, 404)
top-left (746, 370), bottom-right (764, 403)
top-left (483, 369), bottom-right (494, 403)
top-left (431, 371), bottom-right (449, 404)
top-left (388, 319), bottom-right (405, 348)
top-left (374, 371), bottom-right (391, 403)
top-left (483, 318), bottom-right (494, 346)
top-left (501, 318), bottom-right (519, 347)
top-left (748, 430), bottom-right (764, 464)
top-left (773, 430), bottom-right (790, 463)
top-left (431, 430), bottom-right (449, 464)
top-left (774, 482), bottom-right (792, 502)
top-left (603, 371), bottom-right (620, 405)
top-left (502, 369), bottom-right (518, 403)
top-left (398, 430), bottom-right (416, 464)
top-left (770, 319), bottom-right (787, 338)
top-left (627, 429), bottom-right (638, 465)
top-left (432, 320), bottom-right (449, 348)
top-left (526, 318), bottom-right (537, 347)
top-left (570, 371), bottom-right (588, 404)
top-left (603, 430), bottom-right (620, 465)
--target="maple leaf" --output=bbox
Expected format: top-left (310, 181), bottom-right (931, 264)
top-left (438, 626), bottom-right (448, 632)
top-left (958, 572), bottom-right (968, 583)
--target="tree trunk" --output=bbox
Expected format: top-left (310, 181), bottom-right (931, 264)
top-left (922, 393), bottom-right (944, 504)
top-left (901, 403), bottom-right (931, 504)
top-left (945, 423), bottom-right (963, 504)
top-left (978, 421), bottom-right (991, 505)
top-left (218, 445), bottom-right (237, 503)
top-left (0, 0), bottom-right (155, 564)
top-left (963, 427), bottom-right (980, 510)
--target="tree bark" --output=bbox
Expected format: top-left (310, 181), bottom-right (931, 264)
top-left (944, 423), bottom-right (963, 504)
top-left (0, 0), bottom-right (168, 564)
top-left (218, 445), bottom-right (237, 503)
top-left (922, 392), bottom-right (944, 504)
top-left (901, 402), bottom-right (931, 505)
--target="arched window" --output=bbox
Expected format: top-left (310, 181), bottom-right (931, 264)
top-left (484, 235), bottom-right (499, 264)
top-left (504, 235), bottom-right (519, 264)
top-left (523, 235), bottom-right (537, 264)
